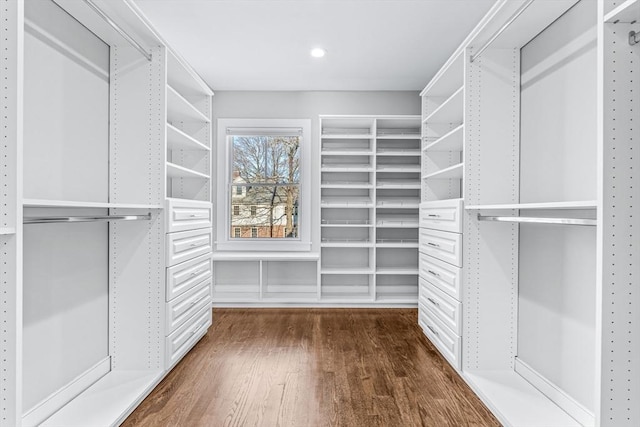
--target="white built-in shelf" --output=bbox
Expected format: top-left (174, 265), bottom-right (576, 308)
top-left (166, 124), bottom-right (210, 151)
top-left (321, 221), bottom-right (373, 227)
top-left (377, 198), bottom-right (420, 208)
top-left (465, 200), bottom-right (598, 210)
top-left (321, 164), bottom-right (373, 172)
top-left (376, 239), bottom-right (419, 248)
top-left (321, 240), bottom-right (374, 248)
top-left (376, 179), bottom-right (421, 189)
top-left (321, 182), bottom-right (373, 189)
top-left (321, 133), bottom-right (373, 139)
top-left (320, 197), bottom-right (373, 207)
top-left (167, 51), bottom-right (212, 99)
top-left (376, 164), bottom-right (421, 173)
top-left (167, 86), bottom-right (210, 124)
top-left (377, 148), bottom-right (421, 156)
top-left (377, 216), bottom-right (419, 228)
top-left (321, 267), bottom-right (374, 274)
top-left (422, 86), bottom-right (464, 125)
top-left (375, 296), bottom-right (419, 303)
top-left (166, 162), bottom-right (210, 179)
top-left (321, 149), bottom-right (373, 156)
top-left (0, 227), bottom-right (16, 235)
top-left (22, 199), bottom-right (163, 209)
top-left (425, 124), bottom-right (464, 152)
top-left (424, 163), bottom-right (464, 180)
top-left (604, 0), bottom-right (639, 22)
top-left (376, 134), bottom-right (421, 140)
top-left (212, 251), bottom-right (319, 261)
top-left (422, 51), bottom-right (464, 98)
top-left (40, 370), bottom-right (163, 427)
top-left (376, 267), bottom-right (419, 275)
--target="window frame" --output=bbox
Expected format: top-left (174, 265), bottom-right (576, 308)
top-left (216, 118), bottom-right (312, 252)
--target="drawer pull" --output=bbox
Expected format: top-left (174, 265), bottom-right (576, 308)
top-left (191, 323), bottom-right (206, 336)
top-left (427, 214), bottom-right (440, 218)
top-left (427, 297), bottom-right (440, 307)
top-left (427, 269), bottom-right (440, 278)
top-left (190, 243), bottom-right (198, 247)
top-left (190, 295), bottom-right (207, 306)
top-left (189, 214), bottom-right (198, 218)
top-left (190, 270), bottom-right (203, 277)
top-left (427, 325), bottom-right (439, 336)
top-left (427, 242), bottom-right (440, 248)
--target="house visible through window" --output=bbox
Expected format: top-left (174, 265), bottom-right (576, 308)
top-left (229, 132), bottom-right (301, 239)
top-left (234, 228), bottom-right (241, 238)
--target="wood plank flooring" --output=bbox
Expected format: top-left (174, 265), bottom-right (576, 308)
top-left (123, 309), bottom-right (499, 427)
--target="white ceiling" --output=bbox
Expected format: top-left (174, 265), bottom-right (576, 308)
top-left (134, 0), bottom-right (495, 91)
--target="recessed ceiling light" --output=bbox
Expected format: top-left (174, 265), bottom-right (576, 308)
top-left (310, 48), bottom-right (326, 58)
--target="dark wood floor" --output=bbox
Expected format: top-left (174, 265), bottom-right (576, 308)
top-left (123, 309), bottom-right (499, 427)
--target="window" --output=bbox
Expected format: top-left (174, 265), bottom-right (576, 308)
top-left (217, 119), bottom-right (311, 251)
top-left (234, 228), bottom-right (241, 238)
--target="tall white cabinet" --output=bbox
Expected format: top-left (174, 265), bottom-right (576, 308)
top-left (418, 1), bottom-right (639, 426)
top-left (0, 0), bottom-right (213, 425)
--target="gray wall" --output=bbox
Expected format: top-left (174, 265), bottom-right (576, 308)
top-left (212, 91), bottom-right (420, 251)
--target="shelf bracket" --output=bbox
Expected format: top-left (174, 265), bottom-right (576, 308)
top-left (630, 30), bottom-right (639, 46)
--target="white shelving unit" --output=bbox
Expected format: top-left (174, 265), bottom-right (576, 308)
top-left (417, 1), bottom-right (639, 426)
top-left (320, 115), bottom-right (421, 303)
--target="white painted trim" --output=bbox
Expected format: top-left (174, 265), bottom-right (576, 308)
top-left (515, 357), bottom-right (595, 427)
top-left (22, 357), bottom-right (111, 427)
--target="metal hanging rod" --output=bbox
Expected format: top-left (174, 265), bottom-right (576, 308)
top-left (24, 214), bottom-right (152, 225)
top-left (83, 0), bottom-right (152, 61)
top-left (477, 214), bottom-right (596, 226)
top-left (470, 0), bottom-right (535, 63)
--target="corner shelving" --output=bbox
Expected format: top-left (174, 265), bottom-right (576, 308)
top-left (425, 124), bottom-right (464, 152)
top-left (166, 124), bottom-right (210, 152)
top-left (166, 162), bottom-right (210, 180)
top-left (166, 85), bottom-right (210, 124)
top-left (423, 163), bottom-right (464, 180)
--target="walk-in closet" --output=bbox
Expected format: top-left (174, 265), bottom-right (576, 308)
top-left (1, 0), bottom-right (637, 425)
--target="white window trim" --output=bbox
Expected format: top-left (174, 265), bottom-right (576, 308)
top-left (216, 118), bottom-right (312, 252)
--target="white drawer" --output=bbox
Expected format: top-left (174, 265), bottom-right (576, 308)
top-left (419, 301), bottom-right (461, 370)
top-left (419, 228), bottom-right (462, 267)
top-left (420, 199), bottom-right (463, 233)
top-left (166, 278), bottom-right (212, 334)
top-left (166, 199), bottom-right (213, 233)
top-left (420, 279), bottom-right (462, 335)
top-left (419, 252), bottom-right (462, 300)
top-left (167, 228), bottom-right (212, 267)
top-left (166, 253), bottom-right (212, 301)
top-left (165, 305), bottom-right (211, 369)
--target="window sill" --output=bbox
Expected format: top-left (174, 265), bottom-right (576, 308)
top-left (212, 250), bottom-right (319, 261)
top-left (214, 241), bottom-right (312, 253)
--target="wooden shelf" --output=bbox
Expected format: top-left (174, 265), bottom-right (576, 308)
top-left (167, 86), bottom-right (210, 124)
top-left (22, 199), bottom-right (163, 209)
top-left (423, 163), bottom-right (464, 180)
top-left (166, 124), bottom-right (210, 151)
top-left (166, 162), bottom-right (210, 179)
top-left (422, 86), bottom-right (464, 125)
top-left (465, 201), bottom-right (597, 210)
top-left (425, 124), bottom-right (464, 152)
top-left (604, 0), bottom-right (639, 22)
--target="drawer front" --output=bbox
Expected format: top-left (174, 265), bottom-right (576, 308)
top-left (167, 199), bottom-right (213, 233)
top-left (166, 253), bottom-right (212, 301)
top-left (166, 278), bottom-right (212, 334)
top-left (166, 305), bottom-right (212, 369)
top-left (419, 228), bottom-right (462, 267)
top-left (167, 228), bottom-right (212, 267)
top-left (419, 200), bottom-right (463, 233)
top-left (419, 252), bottom-right (462, 300)
top-left (419, 302), bottom-right (461, 370)
top-left (419, 279), bottom-right (461, 335)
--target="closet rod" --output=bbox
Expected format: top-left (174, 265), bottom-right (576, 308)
top-left (470, 0), bottom-right (535, 63)
top-left (477, 214), bottom-right (596, 226)
top-left (24, 214), bottom-right (152, 225)
top-left (83, 0), bottom-right (153, 61)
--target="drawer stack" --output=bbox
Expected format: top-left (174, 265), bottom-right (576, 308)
top-left (164, 198), bottom-right (213, 369)
top-left (418, 199), bottom-right (463, 370)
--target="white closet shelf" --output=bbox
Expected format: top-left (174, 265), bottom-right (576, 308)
top-left (166, 162), bottom-right (210, 179)
top-left (320, 197), bottom-right (373, 207)
top-left (376, 217), bottom-right (419, 228)
top-left (424, 124), bottom-right (464, 152)
top-left (465, 200), bottom-right (597, 210)
top-left (321, 267), bottom-right (373, 274)
top-left (321, 222), bottom-right (373, 228)
top-left (376, 179), bottom-right (421, 189)
top-left (167, 85), bottom-right (210, 124)
top-left (22, 199), bottom-right (163, 209)
top-left (376, 198), bottom-right (420, 208)
top-left (166, 123), bottom-right (210, 151)
top-left (604, 0), bottom-right (639, 22)
top-left (321, 149), bottom-right (373, 156)
top-left (421, 51), bottom-right (464, 98)
top-left (321, 134), bottom-right (373, 139)
top-left (376, 149), bottom-right (421, 156)
top-left (376, 240), bottom-right (419, 248)
top-left (0, 227), bottom-right (16, 235)
top-left (375, 296), bottom-right (418, 304)
top-left (376, 267), bottom-right (419, 275)
top-left (321, 240), bottom-right (374, 248)
top-left (423, 163), bottom-right (464, 180)
top-left (39, 370), bottom-right (164, 427)
top-left (422, 86), bottom-right (464, 125)
top-left (321, 182), bottom-right (373, 189)
top-left (212, 251), bottom-right (319, 261)
top-left (376, 165), bottom-right (421, 173)
top-left (167, 51), bottom-right (213, 98)
top-left (321, 164), bottom-right (373, 172)
top-left (376, 134), bottom-right (420, 140)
